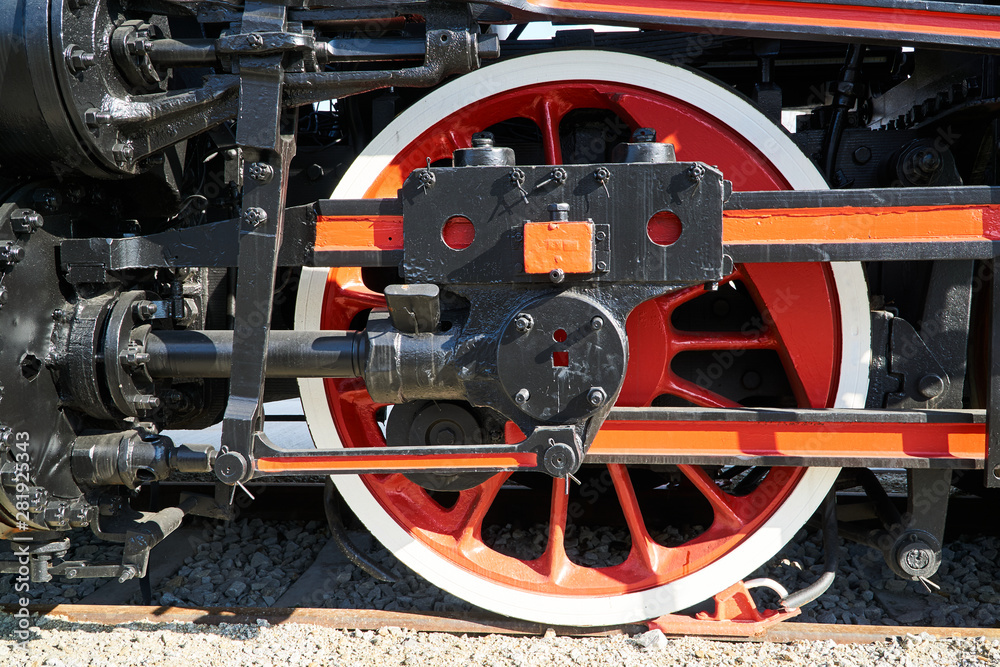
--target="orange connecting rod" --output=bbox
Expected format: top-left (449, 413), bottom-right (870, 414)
top-left (315, 202), bottom-right (1000, 253)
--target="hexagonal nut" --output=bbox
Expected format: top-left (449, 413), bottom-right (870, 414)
top-left (0, 244), bottom-right (25, 265)
top-left (587, 387), bottom-right (607, 407)
top-left (112, 142), bottom-right (135, 165)
top-left (242, 207), bottom-right (268, 227)
top-left (132, 300), bottom-right (158, 321)
top-left (10, 209), bottom-right (41, 234)
top-left (248, 162), bottom-right (274, 183)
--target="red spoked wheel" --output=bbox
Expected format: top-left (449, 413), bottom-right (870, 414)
top-left (296, 51), bottom-right (870, 625)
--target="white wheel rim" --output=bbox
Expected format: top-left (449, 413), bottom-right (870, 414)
top-left (295, 51), bottom-right (871, 626)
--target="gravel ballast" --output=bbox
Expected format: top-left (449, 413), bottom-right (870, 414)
top-left (4, 519), bottom-right (1000, 627)
top-left (3, 615), bottom-right (1000, 667)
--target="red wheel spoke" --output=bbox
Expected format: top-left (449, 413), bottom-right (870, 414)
top-left (656, 284), bottom-right (713, 313)
top-left (335, 289), bottom-right (384, 311)
top-left (541, 479), bottom-right (573, 581)
top-left (537, 99), bottom-right (564, 165)
top-left (739, 264), bottom-right (837, 408)
top-left (609, 464), bottom-right (660, 571)
top-left (458, 472), bottom-right (511, 548)
top-left (660, 373), bottom-right (742, 408)
top-left (669, 329), bottom-right (778, 352)
top-left (678, 465), bottom-right (744, 529)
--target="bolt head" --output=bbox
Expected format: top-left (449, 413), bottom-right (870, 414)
top-left (549, 268), bottom-right (565, 284)
top-left (514, 388), bottom-right (530, 404)
top-left (248, 162), bottom-right (274, 183)
top-left (112, 142), bottom-right (135, 166)
top-left (590, 316), bottom-right (604, 331)
top-left (587, 387), bottom-right (607, 407)
top-left (471, 132), bottom-right (495, 147)
top-left (514, 313), bottom-right (533, 332)
top-left (242, 207), bottom-right (268, 227)
top-left (917, 374), bottom-right (945, 400)
top-left (133, 300), bottom-right (158, 321)
top-left (435, 427), bottom-right (457, 446)
top-left (631, 128), bottom-right (656, 143)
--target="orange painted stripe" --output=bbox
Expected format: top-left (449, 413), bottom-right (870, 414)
top-left (531, 0), bottom-right (1000, 41)
top-left (256, 451), bottom-right (537, 473)
top-left (589, 421), bottom-right (986, 461)
top-left (316, 205), bottom-right (1000, 253)
top-left (315, 215), bottom-right (404, 252)
top-left (723, 205), bottom-right (1000, 244)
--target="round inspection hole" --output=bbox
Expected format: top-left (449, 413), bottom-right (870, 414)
top-left (442, 216), bottom-right (475, 250)
top-left (647, 210), bottom-right (683, 246)
top-left (20, 353), bottom-right (41, 381)
top-left (553, 329), bottom-right (568, 343)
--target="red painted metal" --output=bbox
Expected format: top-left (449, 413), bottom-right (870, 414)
top-left (647, 581), bottom-right (800, 638)
top-left (318, 81), bottom-right (842, 597)
top-left (513, 0), bottom-right (1000, 46)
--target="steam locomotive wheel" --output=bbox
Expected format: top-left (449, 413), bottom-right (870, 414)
top-left (296, 51), bottom-right (870, 625)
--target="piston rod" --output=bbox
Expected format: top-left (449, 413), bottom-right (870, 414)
top-left (143, 330), bottom-right (366, 379)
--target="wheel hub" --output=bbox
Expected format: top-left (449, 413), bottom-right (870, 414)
top-left (498, 293), bottom-right (626, 423)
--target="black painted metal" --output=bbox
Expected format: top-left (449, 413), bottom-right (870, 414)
top-left (606, 406), bottom-right (986, 424)
top-left (987, 257), bottom-right (1000, 487)
top-left (217, 0), bottom-right (299, 494)
top-left (143, 329), bottom-right (365, 379)
top-left (58, 183), bottom-right (1000, 278)
top-left (400, 163), bottom-right (724, 285)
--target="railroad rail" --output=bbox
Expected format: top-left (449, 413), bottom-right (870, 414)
top-left (5, 603), bottom-right (1000, 645)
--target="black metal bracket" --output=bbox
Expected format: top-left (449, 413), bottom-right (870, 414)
top-left (868, 260), bottom-right (974, 411)
top-left (215, 1), bottom-right (299, 505)
top-left (987, 256), bottom-right (1000, 487)
top-left (839, 468), bottom-right (950, 582)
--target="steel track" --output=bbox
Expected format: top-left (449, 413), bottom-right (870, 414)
top-left (4, 603), bottom-right (1000, 644)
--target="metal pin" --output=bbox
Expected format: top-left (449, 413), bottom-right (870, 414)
top-left (509, 168), bottom-right (529, 204)
top-left (594, 167), bottom-right (611, 197)
top-left (918, 576), bottom-right (941, 593)
top-left (418, 157), bottom-right (436, 192)
top-left (533, 167), bottom-right (568, 191)
top-left (236, 480), bottom-right (256, 501)
top-left (564, 471), bottom-right (582, 495)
